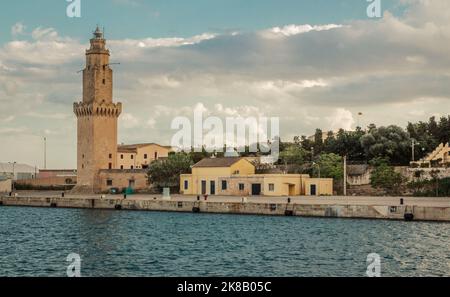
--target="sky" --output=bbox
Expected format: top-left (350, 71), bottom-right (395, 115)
top-left (1, 0), bottom-right (450, 169)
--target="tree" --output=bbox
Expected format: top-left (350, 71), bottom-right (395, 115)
top-left (323, 128), bottom-right (366, 161)
top-left (370, 160), bottom-right (405, 195)
top-left (298, 135), bottom-right (314, 152)
top-left (313, 129), bottom-right (324, 155)
top-left (279, 145), bottom-right (309, 173)
top-left (148, 153), bottom-right (194, 191)
top-left (360, 125), bottom-right (411, 165)
top-left (189, 146), bottom-right (211, 163)
top-left (314, 153), bottom-right (344, 180)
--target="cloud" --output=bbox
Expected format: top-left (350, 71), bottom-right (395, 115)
top-left (120, 113), bottom-right (140, 129)
top-left (2, 0), bottom-right (450, 167)
top-left (1, 116), bottom-right (15, 123)
top-left (326, 108), bottom-right (355, 131)
top-left (0, 127), bottom-right (26, 135)
top-left (31, 27), bottom-right (60, 41)
top-left (11, 22), bottom-right (26, 38)
top-left (262, 24), bottom-right (343, 38)
top-left (25, 112), bottom-right (70, 120)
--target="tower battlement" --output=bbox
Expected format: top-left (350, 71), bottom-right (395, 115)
top-left (73, 102), bottom-right (122, 117)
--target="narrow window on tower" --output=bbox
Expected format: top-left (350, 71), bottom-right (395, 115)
top-left (131, 155), bottom-right (134, 160)
top-left (102, 79), bottom-right (106, 84)
top-left (109, 163), bottom-right (112, 169)
top-left (109, 153), bottom-right (112, 159)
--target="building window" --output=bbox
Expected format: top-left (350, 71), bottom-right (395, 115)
top-left (269, 184), bottom-right (275, 192)
top-left (108, 163), bottom-right (112, 169)
top-left (102, 79), bottom-right (106, 84)
top-left (239, 183), bottom-right (245, 191)
top-left (109, 154), bottom-right (112, 159)
top-left (184, 180), bottom-right (189, 190)
top-left (120, 154), bottom-right (124, 159)
top-left (154, 152), bottom-right (158, 159)
top-left (233, 170), bottom-right (240, 175)
top-left (82, 154), bottom-right (85, 159)
top-left (120, 165), bottom-right (124, 170)
top-left (131, 155), bottom-right (134, 160)
top-left (222, 180), bottom-right (227, 190)
top-left (106, 179), bottom-right (113, 186)
top-left (131, 166), bottom-right (134, 169)
top-left (144, 154), bottom-right (148, 159)
top-left (82, 164), bottom-right (84, 169)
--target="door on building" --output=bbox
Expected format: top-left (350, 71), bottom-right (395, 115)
top-left (201, 180), bottom-right (207, 195)
top-left (288, 184), bottom-right (295, 196)
top-left (210, 181), bottom-right (216, 195)
top-left (129, 179), bottom-right (135, 189)
top-left (251, 184), bottom-right (262, 196)
top-left (310, 184), bottom-right (317, 196)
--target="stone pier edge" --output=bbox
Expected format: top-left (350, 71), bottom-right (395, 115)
top-left (1, 196), bottom-right (450, 222)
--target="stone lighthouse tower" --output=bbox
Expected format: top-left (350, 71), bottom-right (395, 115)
top-left (73, 27), bottom-right (122, 193)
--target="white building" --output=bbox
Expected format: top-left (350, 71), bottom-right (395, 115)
top-left (0, 163), bottom-right (37, 180)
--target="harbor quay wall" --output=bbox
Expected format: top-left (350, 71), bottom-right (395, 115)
top-left (1, 195), bottom-right (450, 222)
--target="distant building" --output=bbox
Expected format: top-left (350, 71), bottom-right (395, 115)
top-left (17, 169), bottom-right (79, 188)
top-left (307, 131), bottom-right (337, 142)
top-left (411, 143), bottom-right (450, 168)
top-left (0, 176), bottom-right (12, 193)
top-left (117, 143), bottom-right (172, 170)
top-left (0, 163), bottom-right (37, 180)
top-left (180, 157), bottom-right (333, 196)
top-left (346, 164), bottom-right (372, 186)
top-left (38, 169), bottom-right (77, 179)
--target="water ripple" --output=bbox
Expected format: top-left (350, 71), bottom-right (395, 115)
top-left (0, 207), bottom-right (449, 276)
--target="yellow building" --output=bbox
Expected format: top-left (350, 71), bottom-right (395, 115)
top-left (180, 157), bottom-right (333, 196)
top-left (181, 157), bottom-right (255, 195)
top-left (411, 143), bottom-right (450, 167)
top-left (117, 143), bottom-right (172, 170)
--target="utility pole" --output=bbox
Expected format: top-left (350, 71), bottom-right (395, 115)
top-left (318, 162), bottom-right (321, 196)
top-left (343, 155), bottom-right (347, 196)
top-left (411, 139), bottom-right (416, 162)
top-left (44, 137), bottom-right (47, 169)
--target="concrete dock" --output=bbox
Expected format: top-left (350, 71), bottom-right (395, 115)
top-left (1, 192), bottom-right (450, 222)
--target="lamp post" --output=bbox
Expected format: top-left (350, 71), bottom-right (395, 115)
top-left (44, 137), bottom-right (47, 169)
top-left (312, 161), bottom-right (321, 196)
top-left (357, 112), bottom-right (363, 129)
